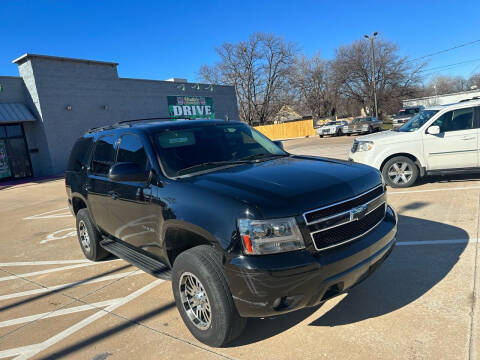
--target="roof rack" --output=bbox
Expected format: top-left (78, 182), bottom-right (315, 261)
top-left (87, 117), bottom-right (180, 133)
top-left (115, 117), bottom-right (178, 125)
top-left (459, 96), bottom-right (480, 102)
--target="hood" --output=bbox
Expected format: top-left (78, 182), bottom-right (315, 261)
top-left (184, 156), bottom-right (382, 218)
top-left (356, 129), bottom-right (413, 143)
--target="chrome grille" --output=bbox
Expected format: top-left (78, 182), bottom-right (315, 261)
top-left (303, 185), bottom-right (386, 251)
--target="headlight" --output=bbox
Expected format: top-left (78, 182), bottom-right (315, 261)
top-left (356, 141), bottom-right (374, 152)
top-left (237, 217), bottom-right (305, 255)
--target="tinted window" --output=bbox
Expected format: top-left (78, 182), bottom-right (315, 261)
top-left (91, 135), bottom-right (116, 176)
top-left (67, 137), bottom-right (93, 172)
top-left (5, 125), bottom-right (22, 137)
top-left (432, 107), bottom-right (474, 132)
top-left (155, 123), bottom-right (286, 177)
top-left (0, 126), bottom-right (5, 138)
top-left (117, 134), bottom-right (148, 171)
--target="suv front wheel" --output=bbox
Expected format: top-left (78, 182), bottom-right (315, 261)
top-left (172, 245), bottom-right (247, 347)
top-left (382, 156), bottom-right (418, 188)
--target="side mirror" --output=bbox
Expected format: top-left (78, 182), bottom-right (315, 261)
top-left (109, 162), bottom-right (147, 182)
top-left (273, 140), bottom-right (284, 150)
top-left (427, 125), bottom-right (440, 135)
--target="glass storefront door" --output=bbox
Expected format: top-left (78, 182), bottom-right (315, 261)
top-left (0, 124), bottom-right (32, 180)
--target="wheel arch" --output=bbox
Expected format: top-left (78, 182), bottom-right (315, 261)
top-left (71, 195), bottom-right (88, 215)
top-left (380, 153), bottom-right (425, 177)
top-left (164, 226), bottom-right (216, 267)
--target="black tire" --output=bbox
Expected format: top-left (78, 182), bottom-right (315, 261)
top-left (320, 135), bottom-right (324, 138)
top-left (346, 133), bottom-right (351, 136)
top-left (368, 126), bottom-right (373, 134)
top-left (172, 245), bottom-right (247, 347)
top-left (76, 208), bottom-right (109, 261)
top-left (381, 156), bottom-right (419, 188)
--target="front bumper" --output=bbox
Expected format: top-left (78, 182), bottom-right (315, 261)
top-left (225, 206), bottom-right (397, 317)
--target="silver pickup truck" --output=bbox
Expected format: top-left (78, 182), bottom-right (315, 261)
top-left (342, 117), bottom-right (383, 135)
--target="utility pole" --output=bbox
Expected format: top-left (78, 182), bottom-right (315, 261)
top-left (364, 32), bottom-right (378, 119)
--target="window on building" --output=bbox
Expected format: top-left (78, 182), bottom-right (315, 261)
top-left (5, 125), bottom-right (23, 138)
top-left (90, 135), bottom-right (116, 176)
top-left (117, 134), bottom-right (148, 171)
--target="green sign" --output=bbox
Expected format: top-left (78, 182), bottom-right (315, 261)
top-left (168, 96), bottom-right (215, 119)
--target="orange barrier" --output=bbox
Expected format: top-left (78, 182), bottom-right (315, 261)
top-left (254, 119), bottom-right (316, 140)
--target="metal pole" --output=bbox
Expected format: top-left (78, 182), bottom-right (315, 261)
top-left (370, 37), bottom-right (378, 119)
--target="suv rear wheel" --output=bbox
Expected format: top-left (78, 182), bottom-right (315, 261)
top-left (382, 156), bottom-right (418, 188)
top-left (76, 209), bottom-right (109, 261)
top-left (172, 245), bottom-right (247, 347)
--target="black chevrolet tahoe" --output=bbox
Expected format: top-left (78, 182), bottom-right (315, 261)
top-left (65, 119), bottom-right (397, 347)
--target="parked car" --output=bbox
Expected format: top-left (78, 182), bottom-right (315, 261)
top-left (316, 120), bottom-right (348, 137)
top-left (392, 106), bottom-right (424, 129)
top-left (66, 119), bottom-right (397, 347)
top-left (349, 98), bottom-right (480, 188)
top-left (343, 117), bottom-right (383, 135)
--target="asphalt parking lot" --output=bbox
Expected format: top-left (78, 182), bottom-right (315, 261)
top-left (0, 135), bottom-right (479, 360)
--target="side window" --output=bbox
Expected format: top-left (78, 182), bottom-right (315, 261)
top-left (117, 134), bottom-right (148, 171)
top-left (91, 135), bottom-right (116, 176)
top-left (67, 137), bottom-right (93, 172)
top-left (432, 107), bottom-right (474, 133)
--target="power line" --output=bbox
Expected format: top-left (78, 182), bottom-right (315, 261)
top-left (419, 58), bottom-right (480, 74)
top-left (406, 39), bottom-right (480, 63)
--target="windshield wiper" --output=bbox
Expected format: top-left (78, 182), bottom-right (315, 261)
top-left (176, 160), bottom-right (250, 176)
top-left (237, 153), bottom-right (288, 161)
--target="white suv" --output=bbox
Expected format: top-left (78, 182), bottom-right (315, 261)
top-left (349, 98), bottom-right (480, 188)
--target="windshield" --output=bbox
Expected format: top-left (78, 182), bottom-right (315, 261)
top-left (398, 110), bottom-right (438, 132)
top-left (154, 123), bottom-right (287, 177)
top-left (352, 117), bottom-right (368, 124)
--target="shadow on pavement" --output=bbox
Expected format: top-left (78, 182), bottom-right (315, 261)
top-left (37, 301), bottom-right (176, 360)
top-left (231, 214), bottom-right (467, 344)
top-left (0, 264), bottom-right (132, 312)
top-left (417, 172), bottom-right (480, 186)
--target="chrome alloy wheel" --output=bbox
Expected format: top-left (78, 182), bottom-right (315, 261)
top-left (179, 272), bottom-right (212, 330)
top-left (78, 220), bottom-right (91, 253)
top-left (387, 162), bottom-right (413, 185)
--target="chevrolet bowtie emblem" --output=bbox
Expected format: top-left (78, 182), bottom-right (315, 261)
top-left (350, 205), bottom-right (368, 221)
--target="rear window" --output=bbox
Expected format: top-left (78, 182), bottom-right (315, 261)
top-left (90, 135), bottom-right (116, 176)
top-left (67, 137), bottom-right (93, 172)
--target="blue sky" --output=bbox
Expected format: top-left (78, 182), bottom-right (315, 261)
top-left (1, 0), bottom-right (480, 83)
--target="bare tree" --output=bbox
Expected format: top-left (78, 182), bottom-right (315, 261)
top-left (198, 33), bottom-right (297, 124)
top-left (331, 39), bottom-right (425, 116)
top-left (290, 54), bottom-right (338, 120)
top-left (425, 75), bottom-right (471, 95)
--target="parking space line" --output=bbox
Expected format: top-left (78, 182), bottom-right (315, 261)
top-left (23, 207), bottom-right (72, 220)
top-left (0, 279), bottom-right (164, 360)
top-left (0, 262), bottom-right (98, 282)
top-left (397, 238), bottom-right (479, 246)
top-left (0, 271), bottom-right (143, 301)
top-left (0, 299), bottom-right (120, 328)
top-left (389, 185), bottom-right (480, 195)
top-left (0, 260), bottom-right (90, 267)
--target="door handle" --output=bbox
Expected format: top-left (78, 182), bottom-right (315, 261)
top-left (108, 191), bottom-right (119, 200)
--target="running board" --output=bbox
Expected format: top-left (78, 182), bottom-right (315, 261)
top-left (100, 238), bottom-right (171, 280)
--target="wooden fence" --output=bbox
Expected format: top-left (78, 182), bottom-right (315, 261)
top-left (254, 119), bottom-right (316, 140)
